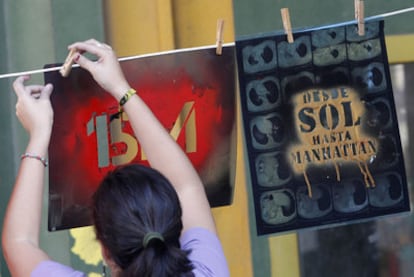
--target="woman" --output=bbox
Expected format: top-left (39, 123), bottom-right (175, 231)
top-left (2, 39), bottom-right (229, 276)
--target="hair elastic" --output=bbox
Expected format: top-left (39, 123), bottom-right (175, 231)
top-left (142, 231), bottom-right (164, 249)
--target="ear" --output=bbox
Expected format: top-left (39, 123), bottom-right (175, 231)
top-left (99, 242), bottom-right (119, 273)
top-left (100, 242), bottom-right (110, 263)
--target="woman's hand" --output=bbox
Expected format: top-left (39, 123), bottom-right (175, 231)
top-left (69, 39), bottom-right (130, 100)
top-left (4, 76), bottom-right (54, 277)
top-left (13, 75), bottom-right (54, 143)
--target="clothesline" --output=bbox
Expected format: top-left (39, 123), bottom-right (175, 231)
top-left (0, 6), bottom-right (413, 80)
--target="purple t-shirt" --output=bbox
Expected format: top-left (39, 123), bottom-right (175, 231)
top-left (180, 227), bottom-right (230, 277)
top-left (31, 227), bottom-right (229, 277)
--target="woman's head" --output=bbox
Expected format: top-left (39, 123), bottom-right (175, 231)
top-left (92, 164), bottom-right (193, 277)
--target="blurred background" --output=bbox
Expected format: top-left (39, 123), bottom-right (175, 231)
top-left (0, 1), bottom-right (413, 276)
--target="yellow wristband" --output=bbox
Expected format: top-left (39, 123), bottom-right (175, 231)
top-left (119, 88), bottom-right (137, 106)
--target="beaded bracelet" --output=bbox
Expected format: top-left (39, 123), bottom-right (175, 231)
top-left (20, 153), bottom-right (48, 167)
top-left (119, 88), bottom-right (137, 106)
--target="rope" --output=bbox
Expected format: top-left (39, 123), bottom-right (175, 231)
top-left (0, 6), bottom-right (413, 80)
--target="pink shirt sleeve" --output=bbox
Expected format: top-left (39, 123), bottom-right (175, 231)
top-left (180, 227), bottom-right (230, 277)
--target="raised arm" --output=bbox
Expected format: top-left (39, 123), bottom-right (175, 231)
top-left (2, 76), bottom-right (54, 276)
top-left (70, 39), bottom-right (216, 234)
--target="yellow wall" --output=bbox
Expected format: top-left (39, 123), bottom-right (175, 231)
top-left (104, 0), bottom-right (175, 56)
top-left (386, 34), bottom-right (414, 64)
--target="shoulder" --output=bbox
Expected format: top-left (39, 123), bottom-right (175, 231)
top-left (180, 227), bottom-right (230, 277)
top-left (180, 227), bottom-right (221, 248)
top-left (31, 260), bottom-right (86, 277)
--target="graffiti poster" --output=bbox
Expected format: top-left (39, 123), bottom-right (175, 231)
top-left (45, 45), bottom-right (236, 231)
top-left (236, 20), bottom-right (410, 235)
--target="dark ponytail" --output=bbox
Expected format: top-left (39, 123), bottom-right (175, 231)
top-left (122, 240), bottom-right (194, 277)
top-left (92, 164), bottom-right (194, 277)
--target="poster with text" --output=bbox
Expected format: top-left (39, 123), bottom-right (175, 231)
top-left (236, 20), bottom-right (410, 235)
top-left (45, 45), bottom-right (236, 231)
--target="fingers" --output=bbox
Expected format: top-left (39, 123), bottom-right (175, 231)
top-left (26, 85), bottom-right (47, 92)
top-left (85, 38), bottom-right (112, 50)
top-left (13, 75), bottom-right (53, 100)
top-left (72, 52), bottom-right (94, 73)
top-left (69, 39), bottom-right (113, 58)
top-left (66, 39), bottom-right (128, 95)
top-left (39, 84), bottom-right (53, 99)
top-left (13, 75), bottom-right (30, 97)
top-left (14, 77), bottom-right (44, 98)
top-left (70, 41), bottom-right (103, 57)
top-left (68, 39), bottom-right (115, 74)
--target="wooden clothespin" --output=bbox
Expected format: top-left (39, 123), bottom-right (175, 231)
top-left (60, 48), bottom-right (78, 77)
top-left (355, 0), bottom-right (365, 36)
top-left (281, 8), bottom-right (294, 43)
top-left (216, 19), bottom-right (225, 55)
top-left (354, 0), bottom-right (359, 20)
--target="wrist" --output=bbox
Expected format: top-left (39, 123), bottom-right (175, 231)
top-left (27, 133), bottom-right (51, 155)
top-left (119, 88), bottom-right (137, 106)
top-left (111, 83), bottom-right (132, 101)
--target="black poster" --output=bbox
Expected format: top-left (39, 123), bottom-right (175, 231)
top-left (236, 20), bottom-right (410, 235)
